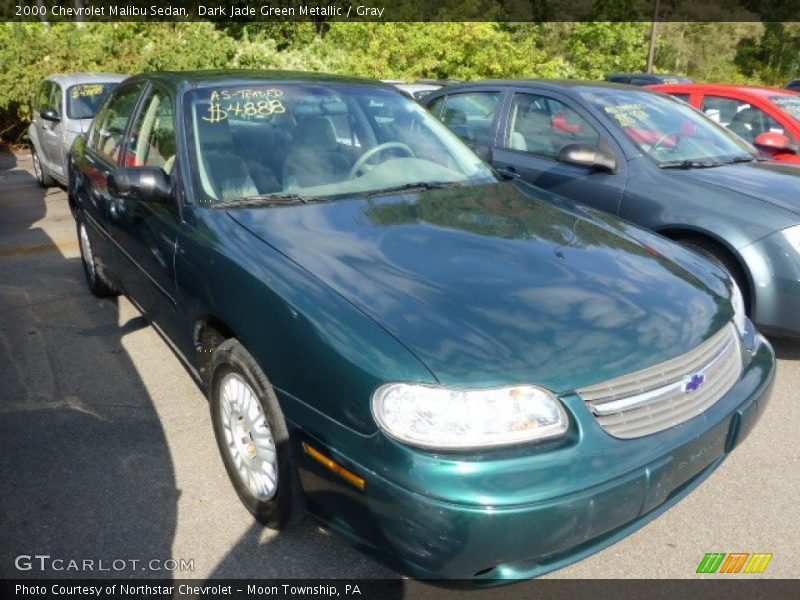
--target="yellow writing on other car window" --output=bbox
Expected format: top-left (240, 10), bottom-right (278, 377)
top-left (604, 103), bottom-right (648, 127)
top-left (202, 88), bottom-right (286, 123)
top-left (71, 84), bottom-right (106, 99)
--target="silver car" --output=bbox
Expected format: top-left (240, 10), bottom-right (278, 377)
top-left (29, 73), bottom-right (126, 187)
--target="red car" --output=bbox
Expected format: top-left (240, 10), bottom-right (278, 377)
top-left (648, 83), bottom-right (800, 163)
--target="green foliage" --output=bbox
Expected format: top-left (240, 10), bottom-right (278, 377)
top-left (735, 22), bottom-right (800, 84)
top-left (565, 22), bottom-right (649, 79)
top-left (325, 22), bottom-right (568, 80)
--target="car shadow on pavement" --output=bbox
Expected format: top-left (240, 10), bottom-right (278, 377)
top-left (0, 152), bottom-right (178, 579)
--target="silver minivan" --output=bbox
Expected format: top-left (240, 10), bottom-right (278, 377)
top-left (29, 73), bottom-right (126, 187)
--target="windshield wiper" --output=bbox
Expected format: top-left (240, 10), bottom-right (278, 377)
top-left (366, 181), bottom-right (463, 197)
top-left (720, 154), bottom-right (757, 164)
top-left (216, 193), bottom-right (316, 209)
top-left (658, 159), bottom-right (723, 169)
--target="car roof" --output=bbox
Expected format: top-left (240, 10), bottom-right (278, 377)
top-left (123, 70), bottom-right (391, 93)
top-left (427, 79), bottom-right (657, 93)
top-left (607, 72), bottom-right (690, 80)
top-left (648, 82), bottom-right (800, 98)
top-left (395, 83), bottom-right (441, 92)
top-left (45, 73), bottom-right (127, 86)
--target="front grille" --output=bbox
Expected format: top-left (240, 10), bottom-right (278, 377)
top-left (577, 323), bottom-right (742, 439)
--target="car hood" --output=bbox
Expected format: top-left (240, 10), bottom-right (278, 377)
top-left (227, 183), bottom-right (731, 393)
top-left (670, 160), bottom-right (800, 216)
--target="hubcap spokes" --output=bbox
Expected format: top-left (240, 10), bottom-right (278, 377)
top-left (219, 373), bottom-right (278, 500)
top-left (79, 224), bottom-right (96, 282)
top-left (33, 153), bottom-right (42, 182)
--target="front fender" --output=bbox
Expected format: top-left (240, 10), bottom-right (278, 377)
top-left (27, 123), bottom-right (42, 153)
top-left (176, 208), bottom-right (438, 435)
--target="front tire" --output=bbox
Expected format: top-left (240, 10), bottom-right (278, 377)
top-left (209, 339), bottom-right (304, 528)
top-left (32, 147), bottom-right (54, 187)
top-left (77, 217), bottom-right (117, 298)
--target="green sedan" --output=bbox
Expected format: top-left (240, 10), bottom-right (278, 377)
top-left (68, 70), bottom-right (775, 582)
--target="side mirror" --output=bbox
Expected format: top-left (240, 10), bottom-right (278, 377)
top-left (754, 132), bottom-right (797, 155)
top-left (473, 145), bottom-right (493, 164)
top-left (108, 167), bottom-right (171, 202)
top-left (556, 143), bottom-right (617, 173)
top-left (40, 108), bottom-right (60, 122)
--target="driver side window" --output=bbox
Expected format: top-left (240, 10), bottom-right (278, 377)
top-left (701, 95), bottom-right (786, 144)
top-left (432, 92), bottom-right (502, 147)
top-left (128, 88), bottom-right (176, 174)
top-left (48, 83), bottom-right (63, 116)
top-left (504, 93), bottom-right (600, 159)
top-left (89, 83), bottom-right (145, 163)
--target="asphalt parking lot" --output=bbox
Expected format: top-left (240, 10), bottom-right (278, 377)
top-left (1, 150), bottom-right (798, 590)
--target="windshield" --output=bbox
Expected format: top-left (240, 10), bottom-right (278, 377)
top-left (184, 83), bottom-right (495, 204)
top-left (66, 83), bottom-right (117, 119)
top-left (771, 94), bottom-right (800, 122)
top-left (580, 88), bottom-right (756, 166)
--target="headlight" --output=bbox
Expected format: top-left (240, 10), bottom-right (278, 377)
top-left (372, 383), bottom-right (569, 450)
top-left (730, 277), bottom-right (746, 337)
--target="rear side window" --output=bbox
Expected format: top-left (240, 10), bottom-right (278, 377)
top-left (89, 83), bottom-right (145, 163)
top-left (431, 92), bottom-right (502, 147)
top-left (503, 93), bottom-right (600, 159)
top-left (669, 93), bottom-right (691, 103)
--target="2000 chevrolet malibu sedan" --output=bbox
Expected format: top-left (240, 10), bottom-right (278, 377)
top-left (68, 71), bottom-right (775, 582)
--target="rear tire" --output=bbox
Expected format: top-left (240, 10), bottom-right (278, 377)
top-left (76, 217), bottom-right (117, 298)
top-left (209, 338), bottom-right (304, 529)
top-left (679, 236), bottom-right (751, 315)
top-left (32, 147), bottom-right (54, 188)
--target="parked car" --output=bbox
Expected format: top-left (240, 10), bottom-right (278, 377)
top-left (28, 73), bottom-right (126, 187)
top-left (786, 78), bottom-right (800, 92)
top-left (649, 83), bottom-right (800, 163)
top-left (423, 80), bottom-right (800, 338)
top-left (69, 71), bottom-right (774, 581)
top-left (606, 72), bottom-right (692, 86)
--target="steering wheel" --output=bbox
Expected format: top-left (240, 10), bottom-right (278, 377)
top-left (348, 142), bottom-right (415, 179)
top-left (650, 130), bottom-right (681, 154)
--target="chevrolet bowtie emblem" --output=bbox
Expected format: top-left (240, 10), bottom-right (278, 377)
top-left (684, 373), bottom-right (706, 392)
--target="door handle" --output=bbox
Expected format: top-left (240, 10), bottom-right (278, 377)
top-left (495, 166), bottom-right (519, 180)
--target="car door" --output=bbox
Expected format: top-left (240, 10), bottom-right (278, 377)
top-left (491, 89), bottom-right (628, 216)
top-left (33, 80), bottom-right (52, 158)
top-left (38, 82), bottom-right (66, 177)
top-left (78, 82), bottom-right (147, 272)
top-left (108, 83), bottom-right (181, 322)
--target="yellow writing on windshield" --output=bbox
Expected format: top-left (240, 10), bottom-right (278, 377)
top-left (203, 88), bottom-right (286, 123)
top-left (71, 84), bottom-right (105, 99)
top-left (604, 103), bottom-right (648, 127)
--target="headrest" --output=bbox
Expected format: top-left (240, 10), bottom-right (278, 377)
top-left (731, 108), bottom-right (759, 125)
top-left (195, 104), bottom-right (233, 148)
top-left (293, 99), bottom-right (348, 118)
top-left (294, 116), bottom-right (338, 151)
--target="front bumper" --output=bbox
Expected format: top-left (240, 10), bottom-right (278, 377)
top-left (287, 333), bottom-right (775, 581)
